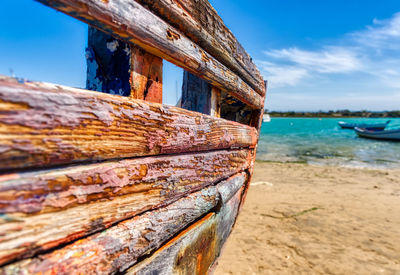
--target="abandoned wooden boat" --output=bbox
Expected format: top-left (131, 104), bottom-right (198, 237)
top-left (338, 120), bottom-right (390, 130)
top-left (0, 0), bottom-right (266, 274)
top-left (355, 127), bottom-right (400, 141)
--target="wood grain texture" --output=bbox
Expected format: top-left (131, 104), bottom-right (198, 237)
top-left (126, 181), bottom-right (245, 274)
top-left (0, 149), bottom-right (252, 265)
top-left (0, 76), bottom-right (257, 170)
top-left (36, 0), bottom-right (264, 109)
top-left (1, 173), bottom-right (247, 274)
top-left (127, 213), bottom-right (218, 275)
top-left (130, 45), bottom-right (163, 103)
top-left (210, 87), bottom-right (221, 118)
top-left (136, 0), bottom-right (265, 97)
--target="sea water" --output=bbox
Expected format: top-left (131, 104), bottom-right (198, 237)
top-left (257, 117), bottom-right (400, 169)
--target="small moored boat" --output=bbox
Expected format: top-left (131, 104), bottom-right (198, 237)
top-left (338, 120), bottom-right (390, 130)
top-left (263, 114), bottom-right (271, 122)
top-left (354, 127), bottom-right (400, 141)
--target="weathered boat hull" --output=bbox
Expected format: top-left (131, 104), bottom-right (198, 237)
top-left (0, 0), bottom-right (267, 273)
top-left (338, 120), bottom-right (390, 130)
top-left (355, 127), bottom-right (400, 141)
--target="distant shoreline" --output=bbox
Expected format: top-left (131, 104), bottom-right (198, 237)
top-left (267, 111), bottom-right (400, 118)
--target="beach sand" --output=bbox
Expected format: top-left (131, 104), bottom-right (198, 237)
top-left (214, 162), bottom-right (400, 274)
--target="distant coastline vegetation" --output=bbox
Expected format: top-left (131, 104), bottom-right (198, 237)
top-left (266, 110), bottom-right (400, 118)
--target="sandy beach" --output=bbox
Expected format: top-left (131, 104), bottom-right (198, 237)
top-left (214, 161), bottom-right (400, 274)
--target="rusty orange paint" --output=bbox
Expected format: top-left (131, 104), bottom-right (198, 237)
top-left (130, 45), bottom-right (163, 103)
top-left (164, 213), bottom-right (214, 248)
top-left (171, 213), bottom-right (218, 274)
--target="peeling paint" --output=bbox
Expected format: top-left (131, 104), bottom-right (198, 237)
top-left (1, 180), bottom-right (228, 274)
top-left (0, 76), bottom-right (257, 170)
top-left (125, 175), bottom-right (246, 275)
top-left (86, 27), bottom-right (131, 96)
top-left (0, 151), bottom-right (251, 265)
top-left (0, 0), bottom-right (267, 273)
top-left (106, 40), bottom-right (119, 52)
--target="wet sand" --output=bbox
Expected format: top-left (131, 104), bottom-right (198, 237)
top-left (214, 162), bottom-right (400, 274)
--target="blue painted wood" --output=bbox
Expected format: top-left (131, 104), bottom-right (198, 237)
top-left (181, 71), bottom-right (211, 114)
top-left (86, 27), bottom-right (131, 96)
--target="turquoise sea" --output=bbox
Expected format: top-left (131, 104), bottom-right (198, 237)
top-left (257, 118), bottom-right (400, 169)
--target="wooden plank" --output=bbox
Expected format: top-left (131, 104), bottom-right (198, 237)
top-left (181, 71), bottom-right (211, 115)
top-left (126, 180), bottom-right (245, 274)
top-left (181, 73), bottom-right (220, 118)
top-left (130, 45), bottom-right (163, 103)
top-left (136, 0), bottom-right (265, 97)
top-left (0, 76), bottom-right (257, 170)
top-left (211, 87), bottom-right (221, 118)
top-left (0, 149), bottom-right (252, 265)
top-left (86, 26), bottom-right (131, 96)
top-left (36, 0), bottom-right (264, 109)
top-left (1, 173), bottom-right (247, 274)
top-left (127, 213), bottom-right (218, 275)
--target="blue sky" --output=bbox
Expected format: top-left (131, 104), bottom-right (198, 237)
top-left (1, 0), bottom-right (400, 111)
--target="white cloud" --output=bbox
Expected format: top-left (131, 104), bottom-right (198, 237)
top-left (265, 90), bottom-right (400, 111)
top-left (257, 46), bottom-right (364, 89)
top-left (259, 12), bottom-right (400, 98)
top-left (362, 57), bottom-right (400, 88)
top-left (264, 47), bottom-right (363, 73)
top-left (352, 12), bottom-right (400, 49)
top-left (257, 61), bottom-right (308, 88)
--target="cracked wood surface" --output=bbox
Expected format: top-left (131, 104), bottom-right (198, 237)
top-left (1, 173), bottom-right (247, 274)
top-left (0, 149), bottom-right (252, 265)
top-left (0, 76), bottom-right (257, 170)
top-left (126, 178), bottom-right (245, 274)
top-left (36, 0), bottom-right (264, 109)
top-left (136, 0), bottom-right (265, 97)
top-left (0, 1), bottom-right (267, 273)
top-left (130, 45), bottom-right (163, 103)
